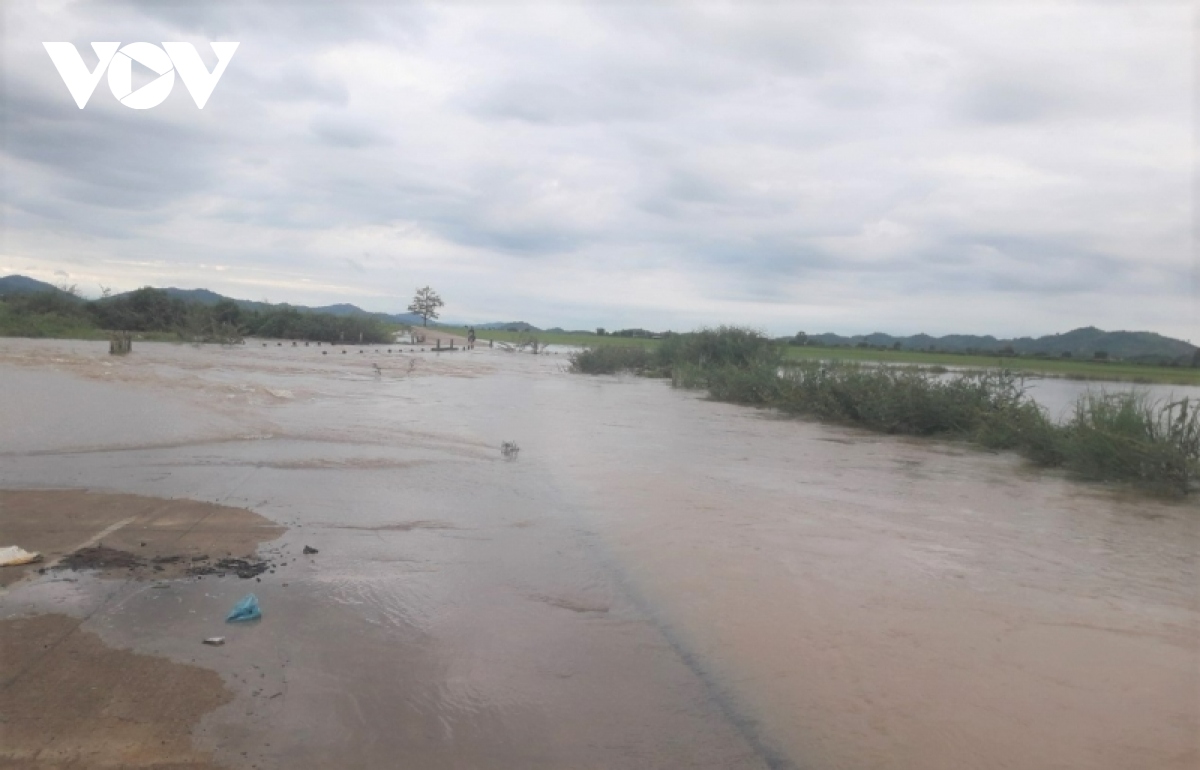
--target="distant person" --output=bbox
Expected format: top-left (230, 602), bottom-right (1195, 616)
top-left (467, 327), bottom-right (476, 349)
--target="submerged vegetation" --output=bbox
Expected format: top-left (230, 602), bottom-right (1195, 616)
top-left (572, 327), bottom-right (1200, 496)
top-left (0, 288), bottom-right (397, 344)
top-left (565, 345), bottom-right (654, 374)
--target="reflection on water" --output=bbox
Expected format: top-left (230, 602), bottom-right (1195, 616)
top-left (1023, 377), bottom-right (1200, 420)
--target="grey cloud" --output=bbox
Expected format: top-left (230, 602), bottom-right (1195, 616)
top-left (910, 233), bottom-right (1134, 295)
top-left (116, 0), bottom-right (414, 46)
top-left (310, 115), bottom-right (389, 147)
top-left (1, 2), bottom-right (1191, 338)
top-left (3, 88), bottom-right (220, 221)
top-left (252, 67), bottom-right (350, 105)
top-left (954, 73), bottom-right (1085, 124)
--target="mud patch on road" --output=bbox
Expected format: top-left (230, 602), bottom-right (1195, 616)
top-left (0, 489), bottom-right (284, 586)
top-left (0, 613), bottom-right (231, 769)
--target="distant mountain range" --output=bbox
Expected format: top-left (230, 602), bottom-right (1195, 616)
top-left (126, 286), bottom-right (430, 326)
top-left (0, 277), bottom-right (429, 326)
top-left (1, 274), bottom-right (1194, 361)
top-left (804, 328), bottom-right (1195, 362)
top-left (0, 275), bottom-right (75, 297)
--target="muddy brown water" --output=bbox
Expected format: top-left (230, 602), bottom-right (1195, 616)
top-left (0, 338), bottom-right (1196, 770)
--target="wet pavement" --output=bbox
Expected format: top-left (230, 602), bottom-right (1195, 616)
top-left (1, 338), bottom-right (1196, 769)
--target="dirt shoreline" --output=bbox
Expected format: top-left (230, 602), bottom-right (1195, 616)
top-left (0, 490), bottom-right (287, 769)
top-left (1, 613), bottom-right (232, 770)
top-left (0, 489), bottom-right (284, 587)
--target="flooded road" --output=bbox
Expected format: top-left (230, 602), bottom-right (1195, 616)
top-left (1, 338), bottom-right (1196, 769)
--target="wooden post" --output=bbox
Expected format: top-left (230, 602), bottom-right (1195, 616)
top-left (109, 331), bottom-right (131, 355)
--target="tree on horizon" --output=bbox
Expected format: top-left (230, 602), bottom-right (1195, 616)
top-left (408, 286), bottom-right (444, 327)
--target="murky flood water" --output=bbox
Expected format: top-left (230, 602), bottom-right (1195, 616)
top-left (1023, 377), bottom-right (1200, 420)
top-left (1, 338), bottom-right (1196, 770)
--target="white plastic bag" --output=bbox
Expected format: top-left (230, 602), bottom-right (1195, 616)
top-left (0, 546), bottom-right (42, 567)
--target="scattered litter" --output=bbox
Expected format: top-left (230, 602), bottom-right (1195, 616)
top-left (203, 637), bottom-right (226, 646)
top-left (189, 557), bottom-right (271, 579)
top-left (0, 546), bottom-right (42, 567)
top-left (303, 545), bottom-right (318, 555)
top-left (226, 594), bottom-right (262, 623)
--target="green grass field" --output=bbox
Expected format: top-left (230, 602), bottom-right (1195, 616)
top-left (436, 326), bottom-right (659, 349)
top-left (438, 323), bottom-right (1199, 385)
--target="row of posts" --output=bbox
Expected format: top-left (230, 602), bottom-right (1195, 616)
top-left (106, 331), bottom-right (491, 355)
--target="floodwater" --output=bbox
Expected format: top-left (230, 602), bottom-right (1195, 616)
top-left (1022, 377), bottom-right (1200, 420)
top-left (807, 358), bottom-right (1200, 419)
top-left (1, 338), bottom-right (1196, 770)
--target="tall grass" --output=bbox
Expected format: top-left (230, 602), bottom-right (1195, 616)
top-left (653, 326), bottom-right (781, 371)
top-left (568, 345), bottom-right (654, 374)
top-left (1062, 393), bottom-right (1198, 492)
top-left (572, 327), bottom-right (1200, 495)
top-left (570, 325), bottom-right (780, 378)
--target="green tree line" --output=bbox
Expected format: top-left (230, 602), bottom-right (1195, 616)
top-left (0, 288), bottom-right (396, 344)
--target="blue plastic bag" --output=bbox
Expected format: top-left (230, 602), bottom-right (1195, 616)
top-left (226, 593), bottom-right (261, 623)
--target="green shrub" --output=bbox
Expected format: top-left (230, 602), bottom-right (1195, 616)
top-left (0, 294), bottom-right (98, 338)
top-left (703, 363), bottom-right (782, 405)
top-left (568, 345), bottom-right (653, 374)
top-left (670, 362), bottom-right (708, 389)
top-left (773, 363), bottom-right (1034, 436)
top-left (1060, 393), bottom-right (1198, 493)
top-left (654, 326), bottom-right (781, 372)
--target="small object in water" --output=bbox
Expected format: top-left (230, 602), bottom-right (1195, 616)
top-left (303, 545), bottom-right (318, 555)
top-left (226, 593), bottom-right (262, 623)
top-left (203, 637), bottom-right (225, 646)
top-left (501, 441), bottom-right (520, 460)
top-left (0, 546), bottom-right (42, 567)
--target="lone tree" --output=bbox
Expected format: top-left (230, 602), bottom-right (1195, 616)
top-left (408, 286), bottom-right (444, 327)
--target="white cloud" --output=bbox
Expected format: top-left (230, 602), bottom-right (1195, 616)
top-left (1, 1), bottom-right (1192, 338)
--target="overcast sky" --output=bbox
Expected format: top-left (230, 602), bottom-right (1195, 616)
top-left (1, 1), bottom-right (1194, 339)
